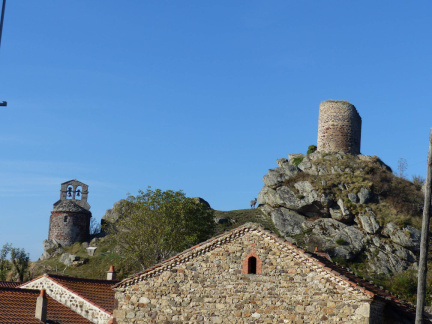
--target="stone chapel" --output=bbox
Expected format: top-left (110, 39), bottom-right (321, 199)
top-left (112, 223), bottom-right (420, 323)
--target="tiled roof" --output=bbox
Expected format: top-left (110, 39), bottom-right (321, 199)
top-left (0, 281), bottom-right (21, 288)
top-left (33, 274), bottom-right (119, 313)
top-left (0, 287), bottom-right (92, 323)
top-left (114, 222), bottom-right (429, 322)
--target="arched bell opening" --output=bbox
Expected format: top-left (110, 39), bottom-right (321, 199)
top-left (66, 185), bottom-right (74, 199)
top-left (75, 186), bottom-right (82, 200)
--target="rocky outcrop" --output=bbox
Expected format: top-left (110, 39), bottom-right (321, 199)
top-left (259, 151), bottom-right (421, 274)
top-left (39, 239), bottom-right (63, 261)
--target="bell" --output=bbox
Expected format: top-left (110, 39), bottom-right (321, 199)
top-left (76, 189), bottom-right (81, 197)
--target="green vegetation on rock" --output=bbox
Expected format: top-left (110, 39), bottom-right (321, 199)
top-left (292, 157), bottom-right (304, 166)
top-left (307, 145), bottom-right (317, 155)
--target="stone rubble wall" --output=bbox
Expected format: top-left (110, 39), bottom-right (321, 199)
top-left (317, 100), bottom-right (362, 154)
top-left (114, 231), bottom-right (374, 323)
top-left (21, 276), bottom-right (111, 324)
top-left (48, 211), bottom-right (91, 247)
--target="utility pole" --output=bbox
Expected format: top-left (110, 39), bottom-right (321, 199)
top-left (0, 0), bottom-right (7, 106)
top-left (416, 129), bottom-right (432, 323)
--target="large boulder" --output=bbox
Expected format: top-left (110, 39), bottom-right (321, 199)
top-left (329, 199), bottom-right (354, 223)
top-left (192, 197), bottom-right (211, 209)
top-left (259, 181), bottom-right (332, 218)
top-left (303, 218), bottom-right (366, 260)
top-left (39, 239), bottom-right (63, 261)
top-left (270, 208), bottom-right (306, 236)
top-left (262, 168), bottom-right (290, 189)
top-left (60, 253), bottom-right (80, 267)
top-left (357, 188), bottom-right (372, 204)
top-left (382, 222), bottom-right (421, 251)
top-left (356, 209), bottom-right (380, 234)
top-left (365, 239), bottom-right (417, 274)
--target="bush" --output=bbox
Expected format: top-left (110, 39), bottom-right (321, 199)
top-left (307, 145), bottom-right (317, 155)
top-left (412, 174), bottom-right (425, 190)
top-left (335, 238), bottom-right (347, 246)
top-left (292, 157), bottom-right (304, 166)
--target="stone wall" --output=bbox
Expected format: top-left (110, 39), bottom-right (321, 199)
top-left (317, 100), bottom-right (362, 154)
top-left (48, 211), bottom-right (91, 246)
top-left (114, 230), bottom-right (375, 323)
top-left (21, 276), bottom-right (111, 324)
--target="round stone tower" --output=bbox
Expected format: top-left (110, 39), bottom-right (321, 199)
top-left (317, 100), bottom-right (362, 154)
top-left (48, 180), bottom-right (91, 246)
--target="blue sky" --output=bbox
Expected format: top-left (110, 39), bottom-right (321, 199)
top-left (1, 1), bottom-right (431, 260)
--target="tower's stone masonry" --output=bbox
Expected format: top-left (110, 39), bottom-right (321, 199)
top-left (48, 180), bottom-right (91, 247)
top-left (317, 100), bottom-right (362, 154)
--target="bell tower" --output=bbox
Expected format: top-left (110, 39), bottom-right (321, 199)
top-left (48, 180), bottom-right (92, 246)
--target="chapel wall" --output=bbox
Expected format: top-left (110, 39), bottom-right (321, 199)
top-left (113, 233), bottom-right (373, 323)
top-left (48, 211), bottom-right (90, 246)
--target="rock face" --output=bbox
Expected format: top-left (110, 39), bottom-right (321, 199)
top-left (39, 239), bottom-right (63, 261)
top-left (258, 151), bottom-right (421, 274)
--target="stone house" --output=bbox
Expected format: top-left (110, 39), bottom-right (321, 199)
top-left (113, 223), bottom-right (423, 323)
top-left (19, 273), bottom-right (119, 323)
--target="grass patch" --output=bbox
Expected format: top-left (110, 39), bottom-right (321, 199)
top-left (292, 157), bottom-right (304, 166)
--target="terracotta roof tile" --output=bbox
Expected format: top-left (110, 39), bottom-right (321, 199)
top-left (46, 274), bottom-right (119, 313)
top-left (0, 281), bottom-right (21, 288)
top-left (0, 287), bottom-right (92, 323)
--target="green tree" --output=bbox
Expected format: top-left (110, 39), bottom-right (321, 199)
top-left (0, 243), bottom-right (11, 281)
top-left (10, 247), bottom-right (29, 282)
top-left (111, 188), bottom-right (215, 271)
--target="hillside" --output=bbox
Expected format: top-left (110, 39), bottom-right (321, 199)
top-left (30, 151), bottom-right (432, 303)
top-left (32, 208), bottom-right (277, 281)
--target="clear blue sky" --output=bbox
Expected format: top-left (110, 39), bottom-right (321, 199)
top-left (1, 1), bottom-right (431, 260)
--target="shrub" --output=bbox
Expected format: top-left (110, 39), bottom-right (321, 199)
top-left (412, 174), bottom-right (425, 190)
top-left (335, 238), bottom-right (347, 246)
top-left (307, 145), bottom-right (317, 155)
top-left (292, 157), bottom-right (304, 166)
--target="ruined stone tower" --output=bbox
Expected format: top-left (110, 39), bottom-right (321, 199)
top-left (48, 180), bottom-right (91, 246)
top-left (317, 100), bottom-right (362, 154)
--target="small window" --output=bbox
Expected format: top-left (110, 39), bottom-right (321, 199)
top-left (64, 216), bottom-right (68, 222)
top-left (248, 256), bottom-right (257, 274)
top-left (242, 254), bottom-right (262, 275)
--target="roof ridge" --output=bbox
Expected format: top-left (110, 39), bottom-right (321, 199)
top-left (0, 287), bottom-right (41, 293)
top-left (47, 273), bottom-right (120, 284)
